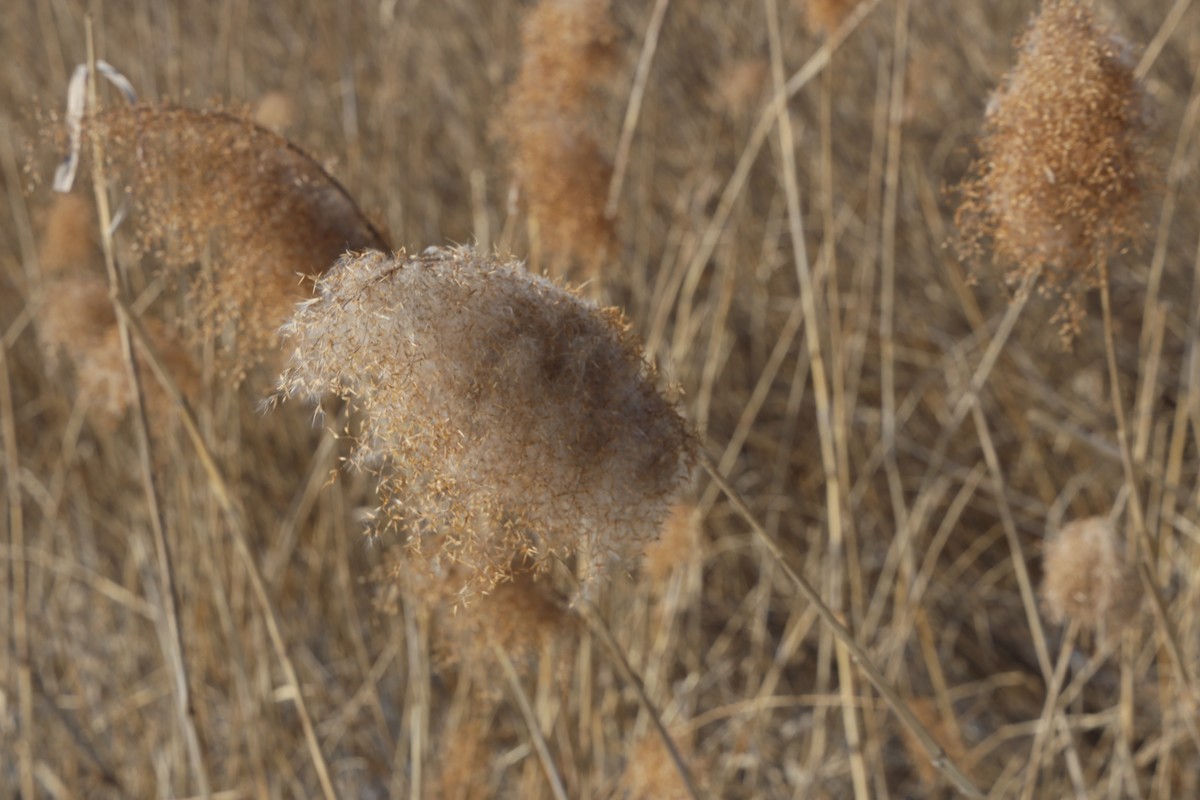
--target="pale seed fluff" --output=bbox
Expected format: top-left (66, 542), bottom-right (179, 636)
top-left (277, 246), bottom-right (695, 600)
top-left (1041, 516), bottom-right (1141, 639)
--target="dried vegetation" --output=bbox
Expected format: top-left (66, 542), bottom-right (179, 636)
top-left (3, 0), bottom-right (1200, 798)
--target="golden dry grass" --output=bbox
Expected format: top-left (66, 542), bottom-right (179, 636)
top-left (3, 1), bottom-right (1200, 798)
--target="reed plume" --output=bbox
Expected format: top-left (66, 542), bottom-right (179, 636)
top-left (276, 246), bottom-right (695, 600)
top-left (88, 105), bottom-right (388, 376)
top-left (642, 502), bottom-right (702, 587)
top-left (36, 192), bottom-right (198, 427)
top-left (619, 726), bottom-right (707, 800)
top-left (425, 561), bottom-right (577, 694)
top-left (503, 0), bottom-right (618, 281)
top-left (956, 0), bottom-right (1151, 339)
top-left (804, 0), bottom-right (862, 35)
top-left (1041, 516), bottom-right (1141, 640)
top-left (431, 720), bottom-right (493, 800)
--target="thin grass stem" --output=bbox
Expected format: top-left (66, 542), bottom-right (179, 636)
top-left (700, 452), bottom-right (985, 799)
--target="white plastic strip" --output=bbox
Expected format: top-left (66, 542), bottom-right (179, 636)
top-left (52, 60), bottom-right (138, 193)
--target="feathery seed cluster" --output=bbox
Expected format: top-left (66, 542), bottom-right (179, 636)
top-left (956, 0), bottom-right (1151, 339)
top-left (36, 193), bottom-right (197, 427)
top-left (1041, 516), bottom-right (1141, 639)
top-left (277, 247), bottom-right (695, 600)
top-left (90, 105), bottom-right (388, 375)
top-left (504, 0), bottom-right (617, 280)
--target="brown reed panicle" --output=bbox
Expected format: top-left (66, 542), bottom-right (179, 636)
top-left (35, 192), bottom-right (199, 428)
top-left (276, 246), bottom-right (696, 601)
top-left (429, 562), bottom-right (577, 676)
top-left (37, 191), bottom-right (101, 277)
top-left (711, 58), bottom-right (768, 118)
top-left (898, 698), bottom-right (973, 790)
top-left (36, 193), bottom-right (113, 370)
top-left (956, 0), bottom-right (1151, 340)
top-left (619, 726), bottom-right (708, 800)
top-left (504, 0), bottom-right (618, 281)
top-left (642, 502), bottom-right (702, 588)
top-left (1041, 516), bottom-right (1141, 640)
top-left (510, 0), bottom-right (618, 116)
top-left (75, 319), bottom-right (201, 429)
top-left (431, 719), bottom-right (493, 800)
top-left (87, 104), bottom-right (389, 377)
top-left (804, 0), bottom-right (863, 35)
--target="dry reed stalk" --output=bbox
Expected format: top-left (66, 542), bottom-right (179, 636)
top-left (571, 592), bottom-right (703, 800)
top-left (493, 643), bottom-right (570, 800)
top-left (504, 0), bottom-right (618, 280)
top-left (86, 104), bottom-right (388, 375)
top-left (1, 318), bottom-right (35, 800)
top-left (276, 246), bottom-right (695, 602)
top-left (1041, 516), bottom-right (1141, 640)
top-left (111, 288), bottom-right (344, 799)
top-left (700, 452), bottom-right (985, 800)
top-left (606, 0), bottom-right (671, 217)
top-left (80, 25), bottom-right (213, 797)
top-left (764, 0), bottom-right (874, 795)
top-left (956, 0), bottom-right (1152, 340)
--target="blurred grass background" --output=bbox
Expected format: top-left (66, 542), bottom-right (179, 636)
top-left (2, 0), bottom-right (1200, 797)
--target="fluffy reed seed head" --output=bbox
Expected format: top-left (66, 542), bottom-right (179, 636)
top-left (277, 246), bottom-right (696, 600)
top-left (504, 0), bottom-right (617, 280)
top-left (510, 0), bottom-right (618, 116)
top-left (36, 193), bottom-right (198, 427)
top-left (431, 720), bottom-right (493, 800)
top-left (75, 318), bottom-right (200, 429)
top-left (643, 502), bottom-right (702, 587)
top-left (1041, 516), bottom-right (1141, 638)
top-left (88, 105), bottom-right (388, 375)
top-left (805, 0), bottom-right (863, 35)
top-left (956, 0), bottom-right (1151, 339)
top-left (37, 191), bottom-right (101, 277)
top-left (35, 193), bottom-right (113, 369)
top-left (711, 58), bottom-right (768, 117)
top-left (619, 727), bottom-right (708, 800)
top-left (429, 563), bottom-right (577, 680)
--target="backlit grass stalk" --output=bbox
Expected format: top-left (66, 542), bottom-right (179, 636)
top-left (110, 294), bottom-right (344, 800)
top-left (493, 644), bottom-right (570, 800)
top-left (764, 0), bottom-right (870, 794)
top-left (82, 22), bottom-right (213, 799)
top-left (1, 322), bottom-right (34, 800)
top-left (700, 452), bottom-right (985, 800)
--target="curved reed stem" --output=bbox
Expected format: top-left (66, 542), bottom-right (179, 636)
top-left (110, 297), bottom-right (342, 800)
top-left (84, 18), bottom-right (212, 799)
top-left (700, 451), bottom-right (984, 800)
top-left (572, 593), bottom-right (704, 800)
top-left (493, 644), bottom-right (570, 800)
